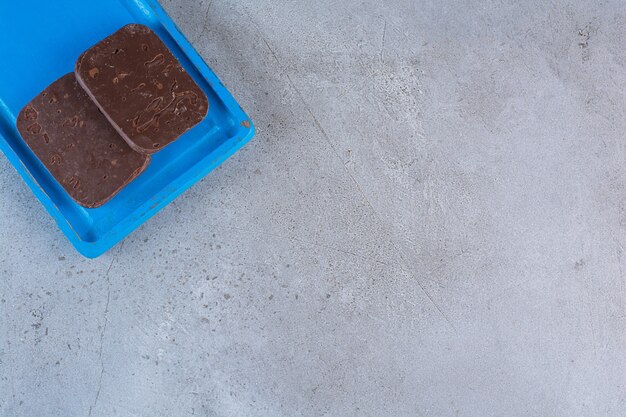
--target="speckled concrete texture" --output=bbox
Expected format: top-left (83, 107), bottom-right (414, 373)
top-left (1, 0), bottom-right (626, 416)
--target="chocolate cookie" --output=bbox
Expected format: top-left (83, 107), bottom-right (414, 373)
top-left (75, 24), bottom-right (209, 154)
top-left (16, 73), bottom-right (151, 208)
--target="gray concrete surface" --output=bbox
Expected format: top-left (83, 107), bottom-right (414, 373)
top-left (1, 0), bottom-right (626, 415)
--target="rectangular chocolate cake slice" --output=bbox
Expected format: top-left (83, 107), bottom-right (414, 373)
top-left (75, 24), bottom-right (209, 154)
top-left (16, 73), bottom-right (151, 208)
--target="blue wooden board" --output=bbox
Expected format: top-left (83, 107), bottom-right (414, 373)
top-left (0, 0), bottom-right (254, 258)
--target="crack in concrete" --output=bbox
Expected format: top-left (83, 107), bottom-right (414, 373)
top-left (380, 20), bottom-right (387, 63)
top-left (192, 0), bottom-right (213, 45)
top-left (214, 223), bottom-right (390, 267)
top-left (88, 241), bottom-right (124, 417)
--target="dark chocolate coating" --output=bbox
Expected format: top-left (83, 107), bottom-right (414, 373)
top-left (16, 74), bottom-right (150, 208)
top-left (75, 24), bottom-right (209, 154)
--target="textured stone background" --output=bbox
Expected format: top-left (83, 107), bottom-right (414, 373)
top-left (1, 0), bottom-right (625, 416)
